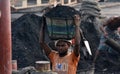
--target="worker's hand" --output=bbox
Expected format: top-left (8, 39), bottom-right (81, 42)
top-left (103, 32), bottom-right (108, 38)
top-left (74, 14), bottom-right (80, 26)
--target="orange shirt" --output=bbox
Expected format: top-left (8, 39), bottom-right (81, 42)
top-left (48, 50), bottom-right (80, 74)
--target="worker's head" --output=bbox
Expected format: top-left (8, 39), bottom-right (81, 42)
top-left (55, 39), bottom-right (71, 57)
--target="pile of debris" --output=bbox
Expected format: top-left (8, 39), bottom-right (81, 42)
top-left (12, 14), bottom-right (49, 68)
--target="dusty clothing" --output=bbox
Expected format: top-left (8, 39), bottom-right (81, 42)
top-left (48, 51), bottom-right (80, 74)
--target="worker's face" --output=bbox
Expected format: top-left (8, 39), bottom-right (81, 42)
top-left (56, 41), bottom-right (69, 56)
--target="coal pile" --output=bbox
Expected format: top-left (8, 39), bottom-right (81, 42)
top-left (44, 5), bottom-right (80, 19)
top-left (12, 14), bottom-right (49, 68)
top-left (11, 6), bottom-right (120, 73)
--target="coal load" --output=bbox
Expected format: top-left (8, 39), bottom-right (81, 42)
top-left (12, 14), bottom-right (49, 68)
top-left (44, 5), bottom-right (80, 40)
top-left (44, 5), bottom-right (80, 19)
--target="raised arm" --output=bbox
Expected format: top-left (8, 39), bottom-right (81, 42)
top-left (100, 24), bottom-right (108, 37)
top-left (73, 15), bottom-right (81, 57)
top-left (39, 17), bottom-right (51, 56)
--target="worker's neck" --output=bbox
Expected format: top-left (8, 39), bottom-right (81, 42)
top-left (59, 52), bottom-right (68, 57)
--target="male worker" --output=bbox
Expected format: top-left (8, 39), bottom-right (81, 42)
top-left (93, 17), bottom-right (120, 70)
top-left (40, 15), bottom-right (81, 74)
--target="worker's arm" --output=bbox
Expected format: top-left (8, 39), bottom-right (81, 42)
top-left (39, 17), bottom-right (51, 56)
top-left (73, 15), bottom-right (81, 57)
top-left (100, 24), bottom-right (108, 36)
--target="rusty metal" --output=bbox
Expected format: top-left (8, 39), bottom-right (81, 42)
top-left (0, 10), bottom-right (1, 17)
top-left (0, 0), bottom-right (12, 74)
